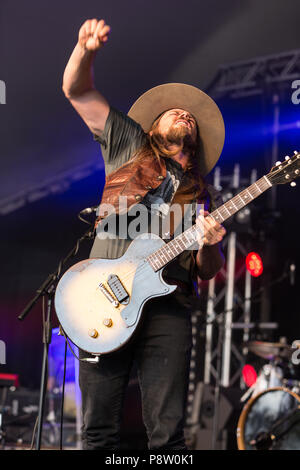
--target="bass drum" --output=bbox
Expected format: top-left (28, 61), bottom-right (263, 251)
top-left (237, 387), bottom-right (300, 450)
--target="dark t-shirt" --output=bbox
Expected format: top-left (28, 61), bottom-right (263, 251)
top-left (90, 106), bottom-right (220, 286)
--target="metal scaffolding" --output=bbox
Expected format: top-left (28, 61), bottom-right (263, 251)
top-left (202, 50), bottom-right (298, 388)
top-left (203, 230), bottom-right (253, 388)
top-left (207, 49), bottom-right (300, 100)
top-left (200, 162), bottom-right (254, 387)
top-left (185, 52), bottom-right (295, 445)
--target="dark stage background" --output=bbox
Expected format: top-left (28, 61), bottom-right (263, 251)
top-left (0, 0), bottom-right (299, 448)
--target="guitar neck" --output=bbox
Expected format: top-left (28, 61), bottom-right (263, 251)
top-left (146, 175), bottom-right (272, 271)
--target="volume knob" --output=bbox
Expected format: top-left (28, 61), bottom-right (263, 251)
top-left (88, 328), bottom-right (99, 338)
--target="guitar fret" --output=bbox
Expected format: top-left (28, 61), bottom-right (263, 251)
top-left (149, 255), bottom-right (159, 270)
top-left (259, 178), bottom-right (269, 191)
top-left (254, 182), bottom-right (262, 193)
top-left (160, 251), bottom-right (169, 264)
top-left (170, 239), bottom-right (180, 256)
top-left (158, 253), bottom-right (164, 266)
top-left (153, 254), bottom-right (161, 269)
top-left (213, 209), bottom-right (224, 223)
top-left (219, 207), bottom-right (230, 220)
top-left (263, 175), bottom-right (272, 187)
top-left (176, 237), bottom-right (186, 251)
top-left (146, 172), bottom-right (274, 272)
top-left (224, 201), bottom-right (235, 214)
top-left (181, 233), bottom-right (190, 248)
top-left (246, 188), bottom-right (254, 199)
top-left (236, 193), bottom-right (246, 209)
top-left (223, 204), bottom-right (232, 216)
top-left (230, 199), bottom-right (238, 211)
top-left (172, 239), bottom-right (182, 254)
top-left (158, 255), bottom-right (166, 268)
top-left (168, 242), bottom-right (178, 257)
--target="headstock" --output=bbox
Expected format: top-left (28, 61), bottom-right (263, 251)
top-left (268, 151), bottom-right (300, 186)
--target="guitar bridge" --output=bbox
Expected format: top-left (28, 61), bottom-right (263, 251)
top-left (107, 274), bottom-right (129, 304)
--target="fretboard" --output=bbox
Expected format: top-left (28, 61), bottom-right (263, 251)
top-left (146, 175), bottom-right (272, 272)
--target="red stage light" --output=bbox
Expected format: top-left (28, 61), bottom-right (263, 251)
top-left (246, 252), bottom-right (263, 277)
top-left (242, 364), bottom-right (257, 387)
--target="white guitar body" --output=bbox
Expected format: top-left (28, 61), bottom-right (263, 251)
top-left (54, 152), bottom-right (300, 356)
top-left (54, 234), bottom-right (176, 355)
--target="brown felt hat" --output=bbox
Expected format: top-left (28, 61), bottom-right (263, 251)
top-left (128, 83), bottom-right (225, 176)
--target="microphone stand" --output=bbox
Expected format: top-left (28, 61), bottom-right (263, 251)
top-left (18, 225), bottom-right (94, 450)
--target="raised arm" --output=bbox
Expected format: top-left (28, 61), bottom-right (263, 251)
top-left (62, 19), bottom-right (111, 136)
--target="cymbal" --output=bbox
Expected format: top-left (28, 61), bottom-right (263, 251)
top-left (244, 341), bottom-right (294, 360)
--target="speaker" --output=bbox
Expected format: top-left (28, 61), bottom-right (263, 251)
top-left (186, 383), bottom-right (243, 450)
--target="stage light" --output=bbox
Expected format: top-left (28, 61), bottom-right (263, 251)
top-left (246, 252), bottom-right (263, 277)
top-left (242, 364), bottom-right (257, 387)
top-left (236, 207), bottom-right (251, 224)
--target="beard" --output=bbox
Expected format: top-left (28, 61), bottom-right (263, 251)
top-left (164, 123), bottom-right (197, 155)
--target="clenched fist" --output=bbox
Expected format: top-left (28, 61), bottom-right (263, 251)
top-left (78, 18), bottom-right (111, 51)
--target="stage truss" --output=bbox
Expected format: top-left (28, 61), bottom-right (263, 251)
top-left (185, 50), bottom-right (299, 443)
top-left (206, 49), bottom-right (300, 100)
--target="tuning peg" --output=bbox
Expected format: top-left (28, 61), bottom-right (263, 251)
top-left (290, 182), bottom-right (297, 187)
top-left (275, 161), bottom-right (282, 166)
top-left (294, 151), bottom-right (299, 155)
top-left (285, 156), bottom-right (290, 161)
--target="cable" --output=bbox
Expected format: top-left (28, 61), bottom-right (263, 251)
top-left (60, 328), bottom-right (99, 363)
top-left (60, 330), bottom-right (81, 362)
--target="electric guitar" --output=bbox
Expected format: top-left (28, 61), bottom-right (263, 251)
top-left (54, 153), bottom-right (300, 356)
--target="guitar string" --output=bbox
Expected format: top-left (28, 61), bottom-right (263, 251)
top-left (95, 206), bottom-right (234, 292)
top-left (95, 237), bottom-right (198, 293)
top-left (94, 228), bottom-right (203, 296)
top-left (95, 179), bottom-right (267, 286)
top-left (94, 191), bottom-right (261, 289)
top-left (94, 163), bottom-right (300, 295)
top-left (96, 192), bottom-right (258, 288)
top-left (94, 219), bottom-right (205, 287)
top-left (95, 182), bottom-right (267, 286)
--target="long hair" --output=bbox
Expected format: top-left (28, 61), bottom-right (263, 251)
top-left (132, 113), bottom-right (207, 206)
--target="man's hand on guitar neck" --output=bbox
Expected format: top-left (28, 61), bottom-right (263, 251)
top-left (196, 209), bottom-right (226, 247)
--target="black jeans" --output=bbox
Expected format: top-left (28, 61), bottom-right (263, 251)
top-left (79, 291), bottom-right (193, 450)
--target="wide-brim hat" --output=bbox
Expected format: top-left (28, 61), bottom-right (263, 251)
top-left (128, 83), bottom-right (225, 176)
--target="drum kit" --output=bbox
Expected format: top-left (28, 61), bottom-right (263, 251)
top-left (237, 340), bottom-right (300, 450)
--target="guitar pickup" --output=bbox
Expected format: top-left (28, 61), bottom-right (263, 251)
top-left (107, 274), bottom-right (129, 304)
top-left (98, 283), bottom-right (119, 308)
